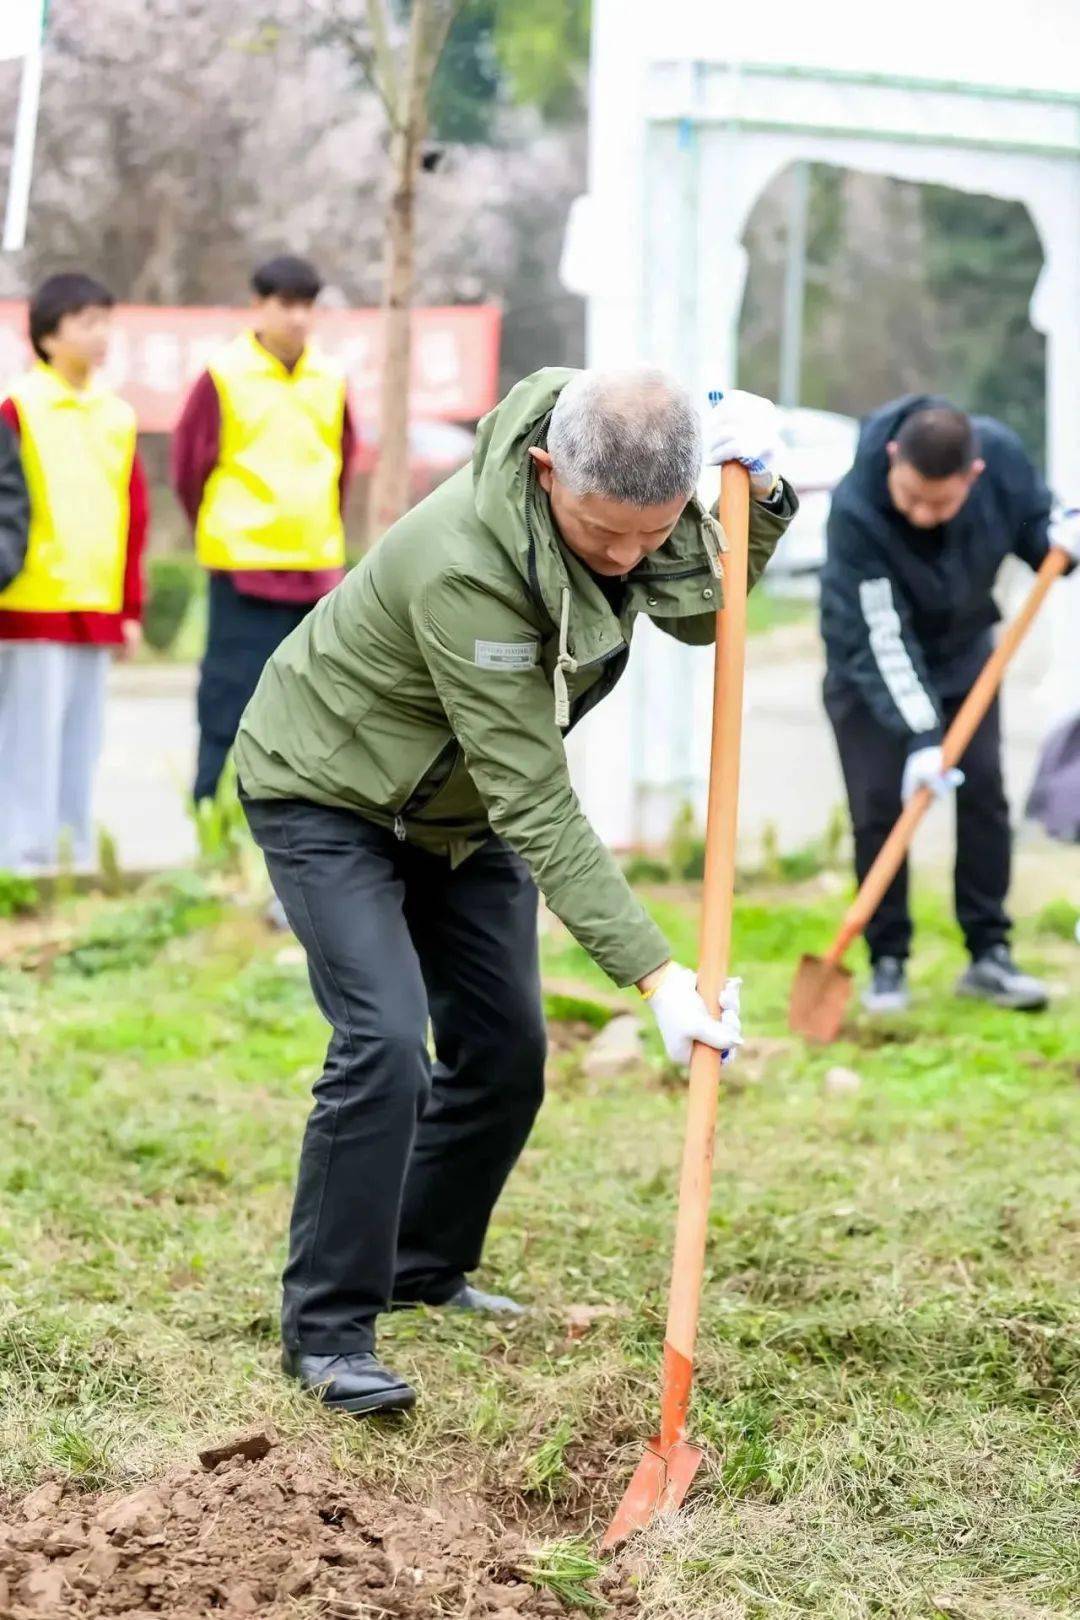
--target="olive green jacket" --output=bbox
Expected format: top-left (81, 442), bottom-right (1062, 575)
top-left (235, 369), bottom-right (796, 986)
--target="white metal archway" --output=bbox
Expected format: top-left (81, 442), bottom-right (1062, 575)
top-left (567, 2), bottom-right (1080, 848)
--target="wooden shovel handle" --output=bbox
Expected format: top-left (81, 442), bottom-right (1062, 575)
top-left (826, 545), bottom-right (1070, 966)
top-left (661, 463), bottom-right (749, 1445)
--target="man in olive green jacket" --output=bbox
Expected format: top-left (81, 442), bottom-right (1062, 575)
top-left (236, 368), bottom-right (797, 1415)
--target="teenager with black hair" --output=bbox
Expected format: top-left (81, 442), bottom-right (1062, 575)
top-left (172, 256), bottom-right (356, 804)
top-left (0, 273), bottom-right (147, 872)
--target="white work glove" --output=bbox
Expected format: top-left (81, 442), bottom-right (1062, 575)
top-left (1048, 506), bottom-right (1080, 563)
top-left (703, 388), bottom-right (782, 497)
top-left (902, 745), bottom-right (964, 805)
top-left (647, 964), bottom-right (742, 1067)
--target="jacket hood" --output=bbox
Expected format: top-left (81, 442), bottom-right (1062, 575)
top-left (471, 366), bottom-right (572, 570)
top-left (849, 393), bottom-right (955, 503)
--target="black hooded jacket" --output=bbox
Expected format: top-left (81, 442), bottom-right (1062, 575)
top-left (0, 415), bottom-right (28, 590)
top-left (820, 394), bottom-right (1057, 751)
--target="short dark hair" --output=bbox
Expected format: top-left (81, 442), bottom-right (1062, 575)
top-left (29, 272), bottom-right (115, 361)
top-left (251, 255), bottom-right (322, 302)
top-left (894, 406), bottom-right (977, 480)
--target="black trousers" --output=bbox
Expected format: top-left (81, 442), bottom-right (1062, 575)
top-left (194, 575), bottom-right (315, 803)
top-left (242, 796), bottom-right (546, 1354)
top-left (824, 683), bottom-right (1011, 963)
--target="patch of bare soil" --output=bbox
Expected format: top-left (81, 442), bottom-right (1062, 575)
top-left (0, 1438), bottom-right (637, 1619)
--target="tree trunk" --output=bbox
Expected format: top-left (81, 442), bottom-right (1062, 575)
top-left (367, 2), bottom-right (432, 541)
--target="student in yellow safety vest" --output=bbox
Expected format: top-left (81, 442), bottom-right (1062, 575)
top-left (0, 273), bottom-right (148, 873)
top-left (171, 256), bottom-right (355, 806)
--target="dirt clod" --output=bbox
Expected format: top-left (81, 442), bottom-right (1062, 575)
top-left (0, 1448), bottom-right (608, 1617)
top-left (197, 1425), bottom-right (278, 1470)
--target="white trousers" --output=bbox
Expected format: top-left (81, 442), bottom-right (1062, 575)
top-left (0, 642), bottom-right (109, 872)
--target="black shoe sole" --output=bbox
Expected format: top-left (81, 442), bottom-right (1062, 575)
top-left (955, 982), bottom-right (1048, 1012)
top-left (317, 1385), bottom-right (417, 1417)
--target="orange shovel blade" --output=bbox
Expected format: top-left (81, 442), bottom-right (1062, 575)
top-left (599, 1437), bottom-right (704, 1552)
top-left (788, 952), bottom-right (853, 1044)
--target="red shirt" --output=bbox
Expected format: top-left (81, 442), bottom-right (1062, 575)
top-left (0, 396), bottom-right (148, 646)
top-left (171, 363), bottom-right (356, 606)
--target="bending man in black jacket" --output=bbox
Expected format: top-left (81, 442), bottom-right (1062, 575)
top-left (820, 395), bottom-right (1078, 1014)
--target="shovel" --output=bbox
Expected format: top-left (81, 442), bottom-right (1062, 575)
top-left (601, 461), bottom-right (751, 1552)
top-left (788, 544), bottom-right (1071, 1044)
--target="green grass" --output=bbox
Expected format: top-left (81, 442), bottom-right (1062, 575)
top-left (745, 590), bottom-right (813, 638)
top-left (1, 876), bottom-right (1078, 1616)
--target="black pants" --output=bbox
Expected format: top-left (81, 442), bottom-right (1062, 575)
top-left (825, 683), bottom-right (1011, 963)
top-left (194, 575), bottom-right (315, 803)
top-left (242, 796), bottom-right (546, 1354)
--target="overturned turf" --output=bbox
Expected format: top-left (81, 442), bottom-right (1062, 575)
top-left (0, 1443), bottom-right (636, 1618)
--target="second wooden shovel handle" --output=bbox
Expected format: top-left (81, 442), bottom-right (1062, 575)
top-left (827, 546), bottom-right (1070, 966)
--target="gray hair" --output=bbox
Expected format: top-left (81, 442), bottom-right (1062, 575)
top-left (547, 367), bottom-right (702, 506)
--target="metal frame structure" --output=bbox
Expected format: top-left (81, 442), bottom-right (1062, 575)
top-left (567, 11), bottom-right (1080, 847)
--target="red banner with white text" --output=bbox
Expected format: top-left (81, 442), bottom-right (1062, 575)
top-left (0, 302), bottom-right (502, 431)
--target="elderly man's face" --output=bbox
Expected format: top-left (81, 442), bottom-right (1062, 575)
top-left (528, 448), bottom-right (686, 577)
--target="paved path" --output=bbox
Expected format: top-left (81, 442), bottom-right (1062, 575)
top-left (96, 630), bottom-right (1073, 882)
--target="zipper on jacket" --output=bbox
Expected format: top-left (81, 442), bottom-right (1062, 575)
top-left (393, 736), bottom-right (460, 839)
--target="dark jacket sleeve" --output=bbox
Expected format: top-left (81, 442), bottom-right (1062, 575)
top-left (171, 371), bottom-right (221, 528)
top-left (0, 402), bottom-right (29, 591)
top-left (991, 425), bottom-right (1074, 575)
top-left (652, 478), bottom-right (800, 647)
top-left (821, 497), bottom-right (943, 749)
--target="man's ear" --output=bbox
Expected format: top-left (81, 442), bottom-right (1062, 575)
top-left (528, 446), bottom-right (554, 493)
top-left (886, 440), bottom-right (899, 466)
top-left (968, 458), bottom-right (986, 486)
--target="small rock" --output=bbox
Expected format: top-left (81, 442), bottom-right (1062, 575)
top-left (219, 1581), bottom-right (259, 1613)
top-left (824, 1065), bottom-right (862, 1095)
top-left (278, 1557), bottom-right (320, 1599)
top-left (96, 1485), bottom-right (168, 1542)
top-left (563, 1302), bottom-right (630, 1343)
top-left (9, 1521), bottom-right (49, 1552)
top-left (19, 1481), bottom-right (62, 1521)
top-left (198, 1427), bottom-right (278, 1471)
top-left (17, 1563), bottom-right (67, 1609)
top-left (43, 1525), bottom-right (85, 1557)
top-left (581, 1015), bottom-right (644, 1078)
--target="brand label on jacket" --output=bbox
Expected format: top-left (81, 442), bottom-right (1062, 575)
top-left (474, 638), bottom-right (539, 670)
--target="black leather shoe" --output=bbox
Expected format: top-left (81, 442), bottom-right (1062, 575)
top-left (281, 1348), bottom-right (416, 1415)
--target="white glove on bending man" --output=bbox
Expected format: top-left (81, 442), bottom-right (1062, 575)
top-left (702, 389), bottom-right (783, 499)
top-left (1048, 506), bottom-right (1080, 563)
top-left (644, 964), bottom-right (742, 1067)
top-left (902, 746), bottom-right (964, 806)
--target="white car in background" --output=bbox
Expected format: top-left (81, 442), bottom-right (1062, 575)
top-left (768, 407), bottom-right (858, 586)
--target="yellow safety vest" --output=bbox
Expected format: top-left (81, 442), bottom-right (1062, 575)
top-left (195, 331), bottom-right (347, 572)
top-left (0, 363), bottom-right (135, 614)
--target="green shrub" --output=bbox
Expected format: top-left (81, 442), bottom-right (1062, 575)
top-left (143, 555), bottom-right (201, 653)
top-left (668, 801), bottom-right (706, 880)
top-left (623, 854), bottom-right (671, 884)
top-left (0, 870), bottom-right (40, 918)
top-left (1035, 898), bottom-right (1078, 940)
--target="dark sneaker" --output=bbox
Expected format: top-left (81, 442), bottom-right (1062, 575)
top-left (446, 1283), bottom-right (527, 1317)
top-left (391, 1283), bottom-right (527, 1317)
top-left (956, 946), bottom-right (1049, 1011)
top-left (861, 956), bottom-right (909, 1014)
top-left (281, 1349), bottom-right (415, 1416)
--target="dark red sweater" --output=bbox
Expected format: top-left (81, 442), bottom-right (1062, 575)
top-left (0, 396), bottom-right (148, 646)
top-left (171, 367), bottom-right (355, 605)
